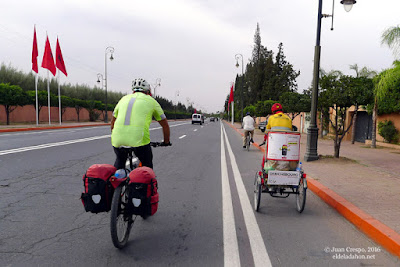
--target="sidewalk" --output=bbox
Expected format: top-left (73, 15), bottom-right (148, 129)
top-left (228, 121), bottom-right (400, 258)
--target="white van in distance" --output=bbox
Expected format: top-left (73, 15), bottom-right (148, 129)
top-left (192, 114), bottom-right (203, 125)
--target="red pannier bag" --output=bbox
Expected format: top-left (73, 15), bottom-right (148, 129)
top-left (127, 167), bottom-right (159, 217)
top-left (81, 164), bottom-right (116, 213)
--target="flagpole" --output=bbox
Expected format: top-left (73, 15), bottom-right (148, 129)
top-left (35, 74), bottom-right (39, 125)
top-left (58, 69), bottom-right (61, 125)
top-left (231, 102), bottom-right (234, 124)
top-left (47, 71), bottom-right (51, 125)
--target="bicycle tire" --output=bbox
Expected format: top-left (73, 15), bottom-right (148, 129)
top-left (296, 178), bottom-right (307, 213)
top-left (110, 185), bottom-right (133, 248)
top-left (254, 174), bottom-right (261, 211)
top-left (247, 136), bottom-right (251, 151)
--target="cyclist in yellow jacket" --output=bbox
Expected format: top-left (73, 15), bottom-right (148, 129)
top-left (261, 102), bottom-right (293, 169)
top-left (111, 78), bottom-right (171, 169)
top-left (266, 103), bottom-right (292, 131)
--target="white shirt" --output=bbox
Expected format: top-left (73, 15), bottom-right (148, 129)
top-left (242, 115), bottom-right (255, 131)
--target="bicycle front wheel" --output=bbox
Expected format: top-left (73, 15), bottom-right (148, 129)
top-left (110, 184), bottom-right (133, 249)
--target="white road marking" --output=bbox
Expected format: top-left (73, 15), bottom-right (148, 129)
top-left (0, 135), bottom-right (110, 156)
top-left (220, 123), bottom-right (241, 267)
top-left (193, 129), bottom-right (198, 132)
top-left (0, 122), bottom-right (190, 156)
top-left (222, 124), bottom-right (272, 267)
top-left (0, 128), bottom-right (85, 137)
top-left (179, 135), bottom-right (186, 139)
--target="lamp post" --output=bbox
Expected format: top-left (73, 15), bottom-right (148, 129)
top-left (235, 54), bottom-right (244, 124)
top-left (304, 0), bottom-right (356, 162)
top-left (153, 78), bottom-right (161, 97)
top-left (104, 46), bottom-right (114, 123)
top-left (96, 73), bottom-right (105, 119)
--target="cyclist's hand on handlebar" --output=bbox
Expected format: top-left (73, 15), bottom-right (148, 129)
top-left (150, 141), bottom-right (171, 147)
top-left (160, 141), bottom-right (172, 147)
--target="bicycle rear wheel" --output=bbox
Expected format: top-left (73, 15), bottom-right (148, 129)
top-left (296, 178), bottom-right (306, 213)
top-left (110, 184), bottom-right (133, 248)
top-left (254, 173), bottom-right (261, 211)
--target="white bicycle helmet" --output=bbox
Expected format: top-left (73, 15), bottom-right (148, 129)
top-left (132, 78), bottom-right (151, 92)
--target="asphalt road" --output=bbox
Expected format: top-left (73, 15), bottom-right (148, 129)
top-left (0, 120), bottom-right (398, 266)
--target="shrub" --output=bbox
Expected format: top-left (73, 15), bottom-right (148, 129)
top-left (378, 120), bottom-right (399, 143)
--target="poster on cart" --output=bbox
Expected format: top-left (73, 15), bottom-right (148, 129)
top-left (266, 132), bottom-right (300, 161)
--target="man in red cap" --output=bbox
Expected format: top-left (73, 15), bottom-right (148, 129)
top-left (266, 103), bottom-right (292, 132)
top-left (261, 103), bottom-right (294, 171)
top-left (261, 103), bottom-right (293, 144)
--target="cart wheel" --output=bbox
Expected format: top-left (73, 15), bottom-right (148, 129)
top-left (254, 174), bottom-right (262, 211)
top-left (296, 178), bottom-right (307, 213)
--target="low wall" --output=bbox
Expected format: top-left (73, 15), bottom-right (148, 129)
top-left (0, 105), bottom-right (112, 124)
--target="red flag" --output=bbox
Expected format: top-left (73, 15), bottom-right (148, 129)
top-left (228, 84), bottom-right (234, 109)
top-left (228, 84), bottom-right (234, 104)
top-left (32, 26), bottom-right (38, 73)
top-left (41, 35), bottom-right (56, 76)
top-left (56, 37), bottom-right (67, 76)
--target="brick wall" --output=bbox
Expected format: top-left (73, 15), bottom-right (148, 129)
top-left (0, 105), bottom-right (112, 124)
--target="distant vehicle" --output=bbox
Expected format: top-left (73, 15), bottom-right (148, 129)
top-left (210, 117), bottom-right (215, 122)
top-left (192, 114), bottom-right (203, 125)
top-left (258, 121), bottom-right (267, 132)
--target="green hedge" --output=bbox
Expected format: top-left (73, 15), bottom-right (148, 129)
top-left (164, 110), bottom-right (192, 120)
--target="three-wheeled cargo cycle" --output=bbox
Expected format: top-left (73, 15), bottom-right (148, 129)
top-left (254, 131), bottom-right (307, 213)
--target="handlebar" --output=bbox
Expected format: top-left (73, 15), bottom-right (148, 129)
top-left (150, 141), bottom-right (172, 147)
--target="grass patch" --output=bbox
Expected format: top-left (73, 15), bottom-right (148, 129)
top-left (360, 145), bottom-right (384, 149)
top-left (318, 155), bottom-right (359, 164)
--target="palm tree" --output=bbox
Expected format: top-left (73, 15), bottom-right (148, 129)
top-left (381, 26), bottom-right (400, 58)
top-left (372, 26), bottom-right (400, 147)
top-left (371, 61), bottom-right (400, 148)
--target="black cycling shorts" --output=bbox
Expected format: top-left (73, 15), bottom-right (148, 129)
top-left (113, 144), bottom-right (153, 169)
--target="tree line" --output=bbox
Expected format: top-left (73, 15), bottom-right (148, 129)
top-left (0, 64), bottom-right (194, 124)
top-left (225, 23), bottom-right (400, 158)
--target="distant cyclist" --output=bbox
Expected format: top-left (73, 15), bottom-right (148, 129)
top-left (111, 78), bottom-right (171, 169)
top-left (242, 112), bottom-right (255, 148)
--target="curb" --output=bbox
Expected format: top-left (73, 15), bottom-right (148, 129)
top-left (0, 124), bottom-right (110, 133)
top-left (224, 120), bottom-right (400, 258)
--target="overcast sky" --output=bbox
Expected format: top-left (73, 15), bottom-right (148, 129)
top-left (1, 0), bottom-right (399, 113)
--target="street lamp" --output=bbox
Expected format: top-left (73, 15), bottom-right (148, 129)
top-left (104, 46), bottom-right (114, 123)
top-left (304, 0), bottom-right (356, 162)
top-left (341, 0), bottom-right (356, 12)
top-left (153, 78), bottom-right (161, 97)
top-left (235, 54), bottom-right (244, 124)
top-left (97, 73), bottom-right (106, 119)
